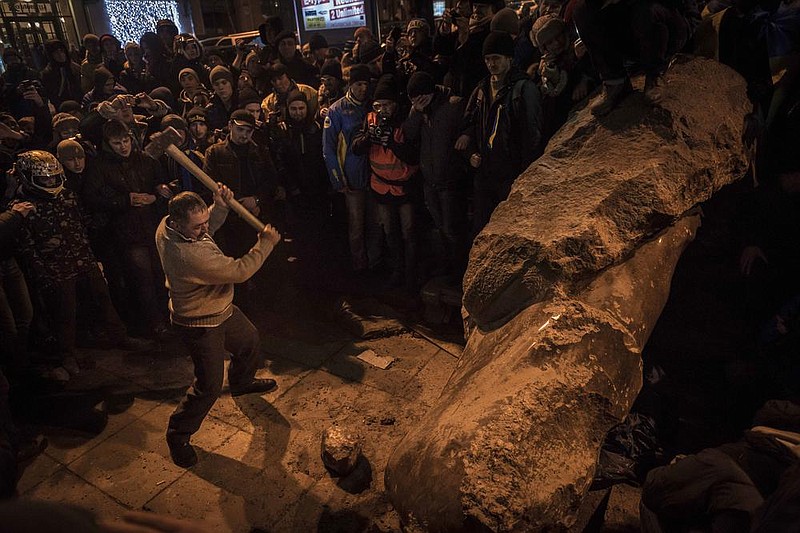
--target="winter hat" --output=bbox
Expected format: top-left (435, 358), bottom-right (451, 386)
top-left (357, 40), bottom-right (382, 64)
top-left (83, 34), bottom-right (100, 47)
top-left (482, 31), bottom-right (515, 57)
top-left (353, 27), bottom-right (374, 41)
top-left (161, 113), bottom-right (188, 132)
top-left (124, 42), bottom-right (140, 54)
top-left (309, 34), bottom-right (328, 52)
top-left (186, 106), bottom-right (207, 124)
top-left (93, 66), bottom-right (114, 91)
top-left (209, 65), bottom-right (233, 85)
top-left (238, 87), bottom-right (261, 106)
top-left (59, 100), bottom-right (82, 115)
top-left (491, 8), bottom-right (520, 35)
top-left (99, 34), bottom-right (120, 48)
top-left (373, 74), bottom-right (399, 102)
top-left (406, 72), bottom-right (435, 98)
top-left (286, 90), bottom-right (307, 106)
top-left (321, 59), bottom-right (343, 81)
top-left (57, 139), bottom-right (85, 160)
top-left (52, 112), bottom-right (80, 133)
top-left (229, 109), bottom-right (255, 128)
top-left (348, 64), bottom-right (371, 84)
top-left (530, 15), bottom-right (566, 48)
top-left (275, 30), bottom-right (297, 45)
top-left (178, 67), bottom-right (200, 84)
top-left (156, 19), bottom-right (178, 32)
top-left (406, 19), bottom-right (430, 36)
top-left (149, 86), bottom-right (177, 112)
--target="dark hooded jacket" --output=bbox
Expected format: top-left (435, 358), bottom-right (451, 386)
top-left (40, 40), bottom-right (83, 108)
top-left (278, 113), bottom-right (329, 197)
top-left (278, 50), bottom-right (320, 88)
top-left (463, 68), bottom-right (543, 183)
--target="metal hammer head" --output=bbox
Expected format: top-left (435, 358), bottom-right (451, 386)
top-left (144, 126), bottom-right (183, 160)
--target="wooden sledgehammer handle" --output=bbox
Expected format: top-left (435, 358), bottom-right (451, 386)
top-left (164, 144), bottom-right (266, 232)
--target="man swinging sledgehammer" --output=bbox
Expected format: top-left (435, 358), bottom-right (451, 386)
top-left (155, 184), bottom-right (281, 468)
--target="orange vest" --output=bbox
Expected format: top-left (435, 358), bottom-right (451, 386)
top-left (367, 112), bottom-right (418, 197)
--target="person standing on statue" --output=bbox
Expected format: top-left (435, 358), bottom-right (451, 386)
top-left (155, 185), bottom-right (282, 468)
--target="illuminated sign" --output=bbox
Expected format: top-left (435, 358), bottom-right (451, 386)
top-left (301, 0), bottom-right (366, 31)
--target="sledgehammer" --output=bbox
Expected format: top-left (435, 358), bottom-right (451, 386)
top-left (145, 126), bottom-right (265, 232)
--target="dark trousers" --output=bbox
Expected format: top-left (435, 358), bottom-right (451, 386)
top-left (41, 265), bottom-right (127, 358)
top-left (473, 176), bottom-right (514, 237)
top-left (573, 0), bottom-right (691, 80)
top-left (0, 258), bottom-right (33, 369)
top-left (424, 182), bottom-right (469, 278)
top-left (377, 201), bottom-right (417, 287)
top-left (123, 245), bottom-right (166, 330)
top-left (168, 307), bottom-right (260, 441)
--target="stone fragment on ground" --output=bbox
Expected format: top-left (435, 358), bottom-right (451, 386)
top-left (321, 425), bottom-right (364, 477)
top-left (334, 297), bottom-right (409, 339)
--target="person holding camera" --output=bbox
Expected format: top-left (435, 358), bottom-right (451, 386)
top-left (352, 74), bottom-right (420, 291)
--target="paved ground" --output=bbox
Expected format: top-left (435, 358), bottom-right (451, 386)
top-left (16, 299), bottom-right (462, 532)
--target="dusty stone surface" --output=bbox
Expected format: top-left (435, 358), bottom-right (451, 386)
top-left (386, 57), bottom-right (751, 533)
top-left (463, 56), bottom-right (750, 329)
top-left (321, 425), bottom-right (364, 476)
top-left (386, 216), bottom-right (700, 531)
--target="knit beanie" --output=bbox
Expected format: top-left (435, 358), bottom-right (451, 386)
top-left (491, 8), bottom-right (520, 35)
top-left (286, 89), bottom-right (307, 106)
top-left (406, 19), bottom-right (430, 36)
top-left (348, 64), bottom-right (371, 84)
top-left (530, 15), bottom-right (566, 48)
top-left (99, 34), bottom-right (119, 48)
top-left (93, 66), bottom-right (114, 88)
top-left (238, 87), bottom-right (261, 106)
top-left (83, 34), bottom-right (100, 46)
top-left (357, 40), bottom-right (382, 64)
top-left (309, 34), bottom-right (328, 52)
top-left (124, 42), bottom-right (140, 54)
top-left (209, 65), bottom-right (233, 85)
top-left (59, 100), bottom-right (82, 115)
top-left (178, 67), bottom-right (200, 84)
top-left (52, 112), bottom-right (80, 133)
top-left (57, 139), bottom-right (85, 160)
top-left (321, 59), bottom-right (343, 80)
top-left (161, 113), bottom-right (188, 131)
top-left (482, 31), bottom-right (515, 57)
top-left (186, 106), bottom-right (207, 124)
top-left (407, 72), bottom-right (435, 98)
top-left (373, 74), bottom-right (399, 102)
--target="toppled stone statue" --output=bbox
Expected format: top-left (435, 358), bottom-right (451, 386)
top-left (385, 57), bottom-right (751, 531)
top-left (321, 425), bottom-right (363, 477)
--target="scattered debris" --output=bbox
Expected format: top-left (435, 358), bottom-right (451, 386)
top-left (380, 417), bottom-right (396, 426)
top-left (356, 349), bottom-right (394, 370)
top-left (334, 297), bottom-right (408, 339)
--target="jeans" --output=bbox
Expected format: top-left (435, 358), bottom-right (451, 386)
top-left (376, 201), bottom-right (417, 287)
top-left (40, 265), bottom-right (127, 358)
top-left (167, 306), bottom-right (261, 441)
top-left (0, 259), bottom-right (33, 369)
top-left (424, 183), bottom-right (469, 278)
top-left (343, 189), bottom-right (383, 270)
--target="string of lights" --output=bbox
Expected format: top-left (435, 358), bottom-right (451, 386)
top-left (105, 0), bottom-right (183, 44)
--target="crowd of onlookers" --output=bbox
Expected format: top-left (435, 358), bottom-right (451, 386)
top-left (0, 0), bottom-right (798, 526)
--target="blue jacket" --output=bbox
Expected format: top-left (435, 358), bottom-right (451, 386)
top-left (322, 92), bottom-right (369, 191)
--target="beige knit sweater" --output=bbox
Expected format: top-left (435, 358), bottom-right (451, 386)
top-left (155, 203), bottom-right (273, 327)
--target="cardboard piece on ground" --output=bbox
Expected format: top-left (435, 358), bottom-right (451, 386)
top-left (356, 349), bottom-right (394, 370)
